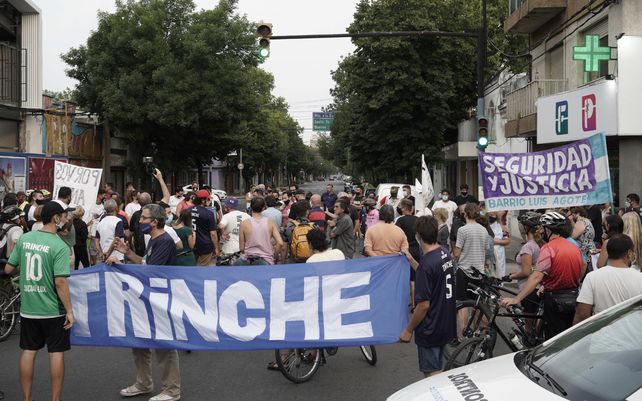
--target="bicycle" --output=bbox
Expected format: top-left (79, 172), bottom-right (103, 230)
top-left (445, 269), bottom-right (545, 370)
top-left (216, 251), bottom-right (240, 266)
top-left (0, 274), bottom-right (20, 342)
top-left (274, 345), bottom-right (377, 383)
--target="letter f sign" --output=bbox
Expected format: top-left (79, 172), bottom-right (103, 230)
top-left (555, 101), bottom-right (568, 135)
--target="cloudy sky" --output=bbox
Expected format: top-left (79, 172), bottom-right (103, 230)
top-left (38, 0), bottom-right (359, 143)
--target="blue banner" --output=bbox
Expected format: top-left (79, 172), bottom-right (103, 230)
top-left (68, 255), bottom-right (410, 350)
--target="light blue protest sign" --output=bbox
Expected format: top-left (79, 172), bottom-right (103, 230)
top-left (480, 133), bottom-right (613, 211)
top-left (69, 255), bottom-right (410, 350)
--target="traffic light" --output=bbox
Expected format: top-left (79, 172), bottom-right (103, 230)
top-left (256, 22), bottom-right (272, 58)
top-left (477, 116), bottom-right (489, 150)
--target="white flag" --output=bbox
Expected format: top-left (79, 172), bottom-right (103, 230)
top-left (414, 178), bottom-right (424, 213)
top-left (421, 154), bottom-right (435, 206)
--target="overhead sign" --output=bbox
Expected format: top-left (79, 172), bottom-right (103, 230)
top-left (53, 161), bottom-right (102, 215)
top-left (313, 112), bottom-right (335, 131)
top-left (68, 255), bottom-right (410, 350)
top-left (480, 133), bottom-right (612, 212)
top-left (617, 35), bottom-right (642, 136)
top-left (536, 80), bottom-right (616, 144)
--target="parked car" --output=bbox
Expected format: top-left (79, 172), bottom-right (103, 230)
top-left (375, 183), bottom-right (416, 206)
top-left (386, 295), bottom-right (642, 401)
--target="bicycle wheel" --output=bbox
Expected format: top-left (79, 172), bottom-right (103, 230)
top-left (0, 295), bottom-right (18, 342)
top-left (456, 300), bottom-right (497, 345)
top-left (444, 337), bottom-right (493, 371)
top-left (275, 348), bottom-right (321, 383)
top-left (359, 345), bottom-right (377, 366)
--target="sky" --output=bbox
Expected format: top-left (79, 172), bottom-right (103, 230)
top-left (38, 0), bottom-right (360, 143)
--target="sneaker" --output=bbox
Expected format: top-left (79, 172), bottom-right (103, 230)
top-left (120, 384), bottom-right (153, 397)
top-left (149, 393), bottom-right (180, 401)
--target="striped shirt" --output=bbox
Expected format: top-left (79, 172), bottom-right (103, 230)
top-left (455, 223), bottom-right (490, 273)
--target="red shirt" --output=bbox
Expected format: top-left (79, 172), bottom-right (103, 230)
top-left (535, 237), bottom-right (582, 291)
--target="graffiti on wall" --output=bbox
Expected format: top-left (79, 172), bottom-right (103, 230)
top-left (45, 113), bottom-right (102, 159)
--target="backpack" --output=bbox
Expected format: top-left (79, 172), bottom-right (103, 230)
top-left (290, 220), bottom-right (315, 261)
top-left (0, 224), bottom-right (19, 260)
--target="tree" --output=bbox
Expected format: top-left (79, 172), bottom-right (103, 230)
top-left (326, 0), bottom-right (527, 182)
top-left (62, 0), bottom-right (269, 176)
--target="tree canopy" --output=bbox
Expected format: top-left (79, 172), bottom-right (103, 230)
top-left (323, 0), bottom-right (527, 182)
top-left (63, 0), bottom-right (319, 183)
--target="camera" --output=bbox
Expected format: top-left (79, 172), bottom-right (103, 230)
top-left (142, 156), bottom-right (156, 175)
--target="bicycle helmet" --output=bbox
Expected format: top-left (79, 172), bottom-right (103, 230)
top-left (1, 205), bottom-right (24, 222)
top-left (539, 211), bottom-right (567, 231)
top-left (518, 211), bottom-right (542, 228)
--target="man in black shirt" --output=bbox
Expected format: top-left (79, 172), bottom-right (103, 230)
top-left (110, 203), bottom-right (180, 401)
top-left (395, 199), bottom-right (420, 304)
top-left (400, 215), bottom-right (456, 378)
top-left (453, 184), bottom-right (477, 206)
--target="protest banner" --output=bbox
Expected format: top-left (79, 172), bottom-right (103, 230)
top-left (69, 255), bottom-right (410, 350)
top-left (479, 133), bottom-right (612, 212)
top-left (53, 161), bottom-right (102, 213)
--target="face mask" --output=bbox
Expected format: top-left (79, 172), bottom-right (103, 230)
top-left (166, 215), bottom-right (173, 225)
top-left (461, 191), bottom-right (468, 196)
top-left (56, 218), bottom-right (65, 230)
top-left (396, 207), bottom-right (402, 215)
top-left (36, 199), bottom-right (46, 205)
top-left (543, 229), bottom-right (551, 243)
top-left (140, 223), bottom-right (152, 234)
top-left (626, 202), bottom-right (631, 208)
top-left (403, 191), bottom-right (409, 197)
top-left (284, 199), bottom-right (290, 205)
top-left (442, 195), bottom-right (449, 201)
top-left (488, 216), bottom-right (497, 223)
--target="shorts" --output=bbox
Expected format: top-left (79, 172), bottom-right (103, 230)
top-left (417, 345), bottom-right (445, 373)
top-left (89, 239), bottom-right (99, 257)
top-left (20, 316), bottom-right (70, 353)
top-left (455, 268), bottom-right (474, 301)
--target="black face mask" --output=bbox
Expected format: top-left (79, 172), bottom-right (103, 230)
top-left (461, 191), bottom-right (468, 196)
top-left (488, 216), bottom-right (497, 224)
top-left (35, 199), bottom-right (46, 205)
top-left (396, 207), bottom-right (402, 216)
top-left (543, 228), bottom-right (551, 243)
top-left (283, 199), bottom-right (290, 205)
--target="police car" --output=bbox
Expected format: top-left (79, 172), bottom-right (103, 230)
top-left (387, 295), bottom-right (642, 401)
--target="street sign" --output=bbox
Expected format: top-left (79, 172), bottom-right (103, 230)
top-left (237, 163), bottom-right (244, 170)
top-left (313, 112), bottom-right (335, 131)
top-left (573, 34), bottom-right (612, 72)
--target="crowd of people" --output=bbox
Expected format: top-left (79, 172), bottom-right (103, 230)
top-left (3, 175), bottom-right (642, 400)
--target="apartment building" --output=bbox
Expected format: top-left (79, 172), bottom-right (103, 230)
top-left (504, 0), bottom-right (642, 205)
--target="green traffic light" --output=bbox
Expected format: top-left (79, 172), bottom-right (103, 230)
top-left (478, 137), bottom-right (488, 148)
top-left (259, 47), bottom-right (270, 58)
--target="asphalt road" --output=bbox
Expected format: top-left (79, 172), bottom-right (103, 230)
top-left (0, 181), bottom-right (516, 401)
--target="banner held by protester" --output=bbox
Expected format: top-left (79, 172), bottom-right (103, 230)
top-left (480, 133), bottom-right (612, 212)
top-left (69, 255), bottom-right (410, 350)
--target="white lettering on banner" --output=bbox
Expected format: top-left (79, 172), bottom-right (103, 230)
top-left (219, 281), bottom-right (266, 342)
top-left (149, 278), bottom-right (173, 340)
top-left (69, 273), bottom-right (100, 337)
top-left (169, 279), bottom-right (219, 342)
top-left (322, 272), bottom-right (373, 340)
top-left (74, 270), bottom-right (376, 343)
top-left (106, 272), bottom-right (152, 339)
top-left (269, 277), bottom-right (320, 341)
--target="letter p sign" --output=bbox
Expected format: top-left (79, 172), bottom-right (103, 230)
top-left (555, 101), bottom-right (568, 135)
top-left (582, 94), bottom-right (597, 132)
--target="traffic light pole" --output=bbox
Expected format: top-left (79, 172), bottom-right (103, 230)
top-left (476, 0), bottom-right (488, 195)
top-left (269, 31), bottom-right (478, 40)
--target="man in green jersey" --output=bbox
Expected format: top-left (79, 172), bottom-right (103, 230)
top-left (5, 200), bottom-right (74, 401)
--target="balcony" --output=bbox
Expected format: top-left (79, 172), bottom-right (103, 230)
top-left (505, 79), bottom-right (567, 137)
top-left (505, 0), bottom-right (567, 33)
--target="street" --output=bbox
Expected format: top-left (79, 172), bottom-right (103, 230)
top-left (0, 178), bottom-right (515, 401)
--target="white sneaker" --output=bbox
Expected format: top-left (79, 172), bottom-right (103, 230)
top-left (120, 384), bottom-right (153, 397)
top-left (149, 392), bottom-right (180, 401)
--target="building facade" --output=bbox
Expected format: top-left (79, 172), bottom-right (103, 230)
top-left (504, 0), bottom-right (642, 205)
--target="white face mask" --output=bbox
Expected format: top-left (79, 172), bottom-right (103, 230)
top-left (166, 214), bottom-right (173, 225)
top-left (626, 201), bottom-right (631, 208)
top-left (442, 194), bottom-right (449, 201)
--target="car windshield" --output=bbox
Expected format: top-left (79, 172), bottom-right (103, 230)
top-left (520, 298), bottom-right (642, 401)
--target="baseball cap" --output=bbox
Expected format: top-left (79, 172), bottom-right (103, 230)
top-left (224, 198), bottom-right (239, 209)
top-left (41, 201), bottom-right (66, 220)
top-left (196, 189), bottom-right (210, 199)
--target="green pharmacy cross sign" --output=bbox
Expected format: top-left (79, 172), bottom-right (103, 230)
top-left (573, 34), bottom-right (612, 72)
